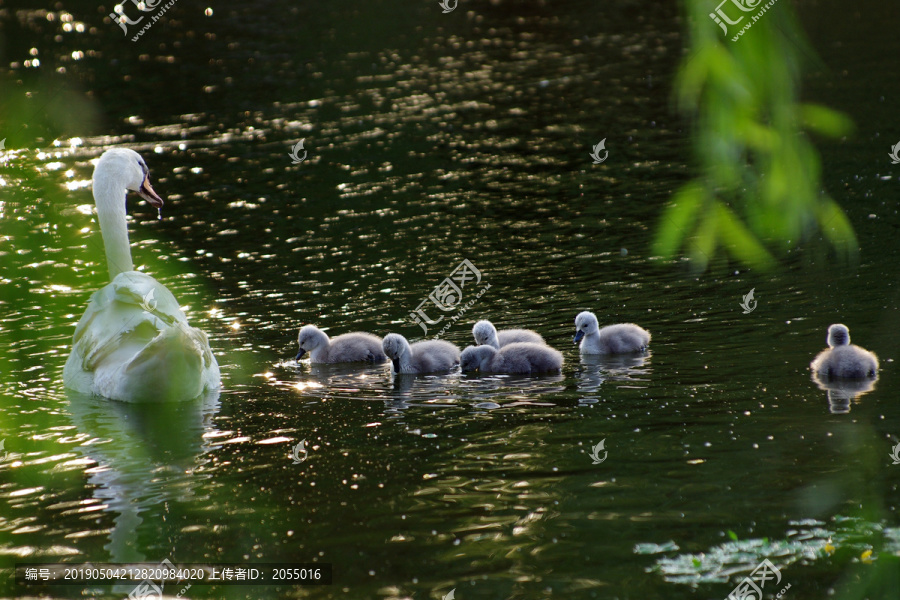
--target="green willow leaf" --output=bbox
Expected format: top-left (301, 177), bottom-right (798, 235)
top-left (687, 207), bottom-right (718, 271)
top-left (652, 182), bottom-right (705, 259)
top-left (816, 197), bottom-right (859, 260)
top-left (715, 203), bottom-right (776, 270)
top-left (800, 104), bottom-right (855, 138)
top-left (656, 1), bottom-right (858, 271)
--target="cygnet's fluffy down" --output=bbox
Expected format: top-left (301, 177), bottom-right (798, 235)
top-left (810, 323), bottom-right (878, 380)
top-left (296, 325), bottom-right (387, 363)
top-left (382, 333), bottom-right (460, 374)
top-left (573, 311), bottom-right (650, 354)
top-left (472, 320), bottom-right (545, 349)
top-left (461, 342), bottom-right (563, 374)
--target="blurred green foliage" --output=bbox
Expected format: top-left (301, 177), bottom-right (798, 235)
top-left (654, 1), bottom-right (857, 271)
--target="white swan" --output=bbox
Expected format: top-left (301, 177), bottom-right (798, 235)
top-left (461, 342), bottom-right (563, 374)
top-left (810, 324), bottom-right (879, 380)
top-left (573, 311), bottom-right (650, 354)
top-left (296, 325), bottom-right (387, 363)
top-left (382, 334), bottom-right (460, 374)
top-left (472, 320), bottom-right (545, 349)
top-left (63, 148), bottom-right (220, 402)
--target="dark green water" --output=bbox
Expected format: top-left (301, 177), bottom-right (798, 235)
top-left (2, 0), bottom-right (900, 598)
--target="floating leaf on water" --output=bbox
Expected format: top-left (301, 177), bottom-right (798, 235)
top-left (474, 402), bottom-right (501, 410)
top-left (634, 541), bottom-right (680, 555)
top-left (642, 517), bottom-right (900, 586)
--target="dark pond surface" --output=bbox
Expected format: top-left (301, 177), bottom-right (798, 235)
top-left (1, 0), bottom-right (900, 598)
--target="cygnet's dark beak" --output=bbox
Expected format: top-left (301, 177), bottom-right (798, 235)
top-left (391, 358), bottom-right (401, 373)
top-left (296, 348), bottom-right (307, 361)
top-left (573, 330), bottom-right (584, 344)
top-left (138, 174), bottom-right (164, 208)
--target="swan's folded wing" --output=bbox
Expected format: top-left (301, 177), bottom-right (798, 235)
top-left (110, 271), bottom-right (186, 321)
top-left (70, 272), bottom-right (189, 372)
top-left (186, 324), bottom-right (218, 371)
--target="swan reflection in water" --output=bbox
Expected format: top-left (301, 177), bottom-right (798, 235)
top-left (383, 367), bottom-right (565, 410)
top-left (811, 373), bottom-right (878, 414)
top-left (66, 390), bottom-right (221, 568)
top-left (575, 353), bottom-right (652, 397)
top-left (457, 372), bottom-right (565, 409)
top-left (284, 360), bottom-right (564, 412)
top-left (289, 361), bottom-right (391, 398)
top-left (296, 361), bottom-right (463, 411)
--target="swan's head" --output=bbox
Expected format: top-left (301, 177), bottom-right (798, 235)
top-left (573, 311), bottom-right (599, 344)
top-left (460, 345), bottom-right (494, 372)
top-left (827, 324), bottom-right (851, 347)
top-left (472, 320), bottom-right (499, 347)
top-left (296, 325), bottom-right (329, 360)
top-left (93, 148), bottom-right (164, 209)
top-left (382, 333), bottom-right (410, 372)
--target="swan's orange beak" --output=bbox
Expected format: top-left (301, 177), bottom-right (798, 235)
top-left (138, 175), bottom-right (164, 208)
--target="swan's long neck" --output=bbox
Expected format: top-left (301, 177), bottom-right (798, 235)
top-left (478, 347), bottom-right (495, 370)
top-left (487, 332), bottom-right (500, 349)
top-left (94, 173), bottom-right (133, 280)
top-left (308, 340), bottom-right (330, 362)
top-left (397, 345), bottom-right (413, 373)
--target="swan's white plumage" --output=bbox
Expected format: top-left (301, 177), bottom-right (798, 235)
top-left (63, 148), bottom-right (220, 402)
top-left (810, 324), bottom-right (878, 380)
top-left (382, 333), bottom-right (459, 374)
top-left (461, 342), bottom-right (563, 374)
top-left (296, 324), bottom-right (387, 363)
top-left (574, 311), bottom-right (650, 354)
top-left (472, 320), bottom-right (544, 350)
